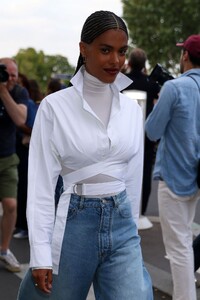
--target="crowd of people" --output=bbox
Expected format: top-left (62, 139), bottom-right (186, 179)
top-left (0, 9), bottom-right (200, 300)
top-left (0, 58), bottom-right (64, 270)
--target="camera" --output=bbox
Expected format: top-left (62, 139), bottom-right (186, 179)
top-left (149, 63), bottom-right (174, 86)
top-left (0, 64), bottom-right (9, 82)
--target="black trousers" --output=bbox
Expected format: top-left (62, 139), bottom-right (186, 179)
top-left (16, 139), bottom-right (29, 231)
top-left (193, 233), bottom-right (200, 272)
top-left (141, 144), bottom-right (155, 215)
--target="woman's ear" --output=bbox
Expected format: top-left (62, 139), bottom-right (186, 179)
top-left (182, 49), bottom-right (189, 61)
top-left (79, 42), bottom-right (86, 58)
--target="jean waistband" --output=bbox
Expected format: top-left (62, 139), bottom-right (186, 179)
top-left (70, 189), bottom-right (127, 206)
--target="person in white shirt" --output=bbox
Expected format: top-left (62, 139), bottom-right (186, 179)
top-left (17, 10), bottom-right (152, 300)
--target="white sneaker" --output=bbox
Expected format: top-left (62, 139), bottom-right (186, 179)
top-left (195, 277), bottom-right (200, 288)
top-left (13, 230), bottom-right (28, 239)
top-left (0, 249), bottom-right (21, 272)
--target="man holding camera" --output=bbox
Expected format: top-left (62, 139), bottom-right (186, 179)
top-left (0, 58), bottom-right (28, 272)
top-left (145, 35), bottom-right (200, 300)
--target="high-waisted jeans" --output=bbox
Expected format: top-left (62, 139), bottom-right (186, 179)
top-left (17, 190), bottom-right (153, 300)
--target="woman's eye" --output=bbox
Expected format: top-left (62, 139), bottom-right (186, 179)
top-left (120, 48), bottom-right (128, 55)
top-left (101, 48), bottom-right (110, 54)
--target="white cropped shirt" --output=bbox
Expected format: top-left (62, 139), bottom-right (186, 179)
top-left (27, 67), bottom-right (144, 274)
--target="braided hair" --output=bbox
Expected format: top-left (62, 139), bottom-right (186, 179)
top-left (73, 10), bottom-right (128, 76)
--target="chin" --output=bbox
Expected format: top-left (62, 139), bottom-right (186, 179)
top-left (100, 75), bottom-right (118, 84)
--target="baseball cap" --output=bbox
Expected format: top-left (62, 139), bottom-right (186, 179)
top-left (176, 34), bottom-right (200, 58)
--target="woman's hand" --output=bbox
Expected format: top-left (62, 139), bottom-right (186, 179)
top-left (32, 269), bottom-right (53, 294)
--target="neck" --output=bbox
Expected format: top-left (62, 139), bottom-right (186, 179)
top-left (83, 69), bottom-right (113, 127)
top-left (83, 70), bottom-right (110, 93)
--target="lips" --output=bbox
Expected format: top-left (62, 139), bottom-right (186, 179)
top-left (104, 68), bottom-right (119, 76)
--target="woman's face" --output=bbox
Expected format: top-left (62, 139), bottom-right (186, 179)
top-left (80, 29), bottom-right (128, 83)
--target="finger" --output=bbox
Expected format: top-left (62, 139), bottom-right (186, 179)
top-left (45, 269), bottom-right (53, 290)
top-left (39, 270), bottom-right (52, 294)
top-left (32, 269), bottom-right (52, 294)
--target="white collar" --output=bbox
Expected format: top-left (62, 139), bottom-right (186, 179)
top-left (70, 66), bottom-right (132, 97)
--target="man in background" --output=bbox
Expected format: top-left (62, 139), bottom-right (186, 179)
top-left (0, 58), bottom-right (28, 272)
top-left (124, 48), bottom-right (160, 215)
top-left (145, 35), bottom-right (200, 300)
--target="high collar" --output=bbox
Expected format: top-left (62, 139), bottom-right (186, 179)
top-left (83, 69), bottom-right (110, 95)
top-left (70, 66), bottom-right (133, 97)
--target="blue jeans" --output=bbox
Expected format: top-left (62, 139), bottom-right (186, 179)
top-left (17, 190), bottom-right (153, 300)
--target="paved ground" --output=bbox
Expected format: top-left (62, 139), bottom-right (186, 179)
top-left (0, 218), bottom-right (176, 300)
top-left (0, 217), bottom-right (174, 300)
top-left (1, 180), bottom-right (200, 299)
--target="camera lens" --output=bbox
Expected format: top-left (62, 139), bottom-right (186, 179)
top-left (0, 64), bottom-right (9, 82)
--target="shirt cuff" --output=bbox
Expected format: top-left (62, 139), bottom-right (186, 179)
top-left (32, 266), bottom-right (52, 270)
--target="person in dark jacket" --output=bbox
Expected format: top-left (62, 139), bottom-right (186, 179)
top-left (124, 48), bottom-right (160, 215)
top-left (0, 58), bottom-right (29, 271)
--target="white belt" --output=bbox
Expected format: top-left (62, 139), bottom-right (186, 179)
top-left (68, 180), bottom-right (125, 196)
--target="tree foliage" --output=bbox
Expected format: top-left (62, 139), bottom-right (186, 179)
top-left (14, 48), bottom-right (75, 93)
top-left (122, 0), bottom-right (200, 73)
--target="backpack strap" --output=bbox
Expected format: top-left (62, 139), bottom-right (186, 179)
top-left (187, 75), bottom-right (200, 90)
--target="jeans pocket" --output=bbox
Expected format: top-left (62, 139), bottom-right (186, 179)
top-left (118, 200), bottom-right (133, 218)
top-left (67, 200), bottom-right (79, 220)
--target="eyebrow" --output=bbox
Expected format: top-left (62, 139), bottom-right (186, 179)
top-left (99, 43), bottom-right (128, 49)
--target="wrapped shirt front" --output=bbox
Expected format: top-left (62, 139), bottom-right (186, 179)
top-left (27, 67), bottom-right (144, 273)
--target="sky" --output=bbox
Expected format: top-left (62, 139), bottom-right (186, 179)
top-left (1, 0), bottom-right (123, 67)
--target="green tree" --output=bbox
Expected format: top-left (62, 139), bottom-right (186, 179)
top-left (14, 48), bottom-right (75, 93)
top-left (122, 0), bottom-right (200, 73)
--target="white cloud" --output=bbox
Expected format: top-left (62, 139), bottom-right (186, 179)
top-left (0, 0), bottom-right (123, 66)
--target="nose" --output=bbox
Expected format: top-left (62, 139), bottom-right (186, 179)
top-left (111, 52), bottom-right (120, 64)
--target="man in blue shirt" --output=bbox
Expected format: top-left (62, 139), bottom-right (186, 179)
top-left (145, 35), bottom-right (200, 300)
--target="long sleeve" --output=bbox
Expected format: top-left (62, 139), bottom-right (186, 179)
top-left (145, 81), bottom-right (176, 141)
top-left (27, 99), bottom-right (61, 268)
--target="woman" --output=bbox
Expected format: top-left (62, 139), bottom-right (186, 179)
top-left (17, 10), bottom-right (153, 300)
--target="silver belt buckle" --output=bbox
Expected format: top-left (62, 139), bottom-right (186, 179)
top-left (73, 183), bottom-right (83, 195)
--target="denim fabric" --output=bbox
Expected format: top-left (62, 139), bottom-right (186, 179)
top-left (145, 69), bottom-right (200, 196)
top-left (17, 190), bottom-right (153, 300)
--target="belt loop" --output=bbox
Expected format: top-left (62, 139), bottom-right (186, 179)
top-left (79, 196), bottom-right (85, 209)
top-left (113, 194), bottom-right (119, 208)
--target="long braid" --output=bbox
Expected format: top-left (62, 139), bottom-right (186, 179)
top-left (72, 11), bottom-right (128, 77)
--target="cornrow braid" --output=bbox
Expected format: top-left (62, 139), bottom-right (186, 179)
top-left (73, 10), bottom-right (128, 76)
